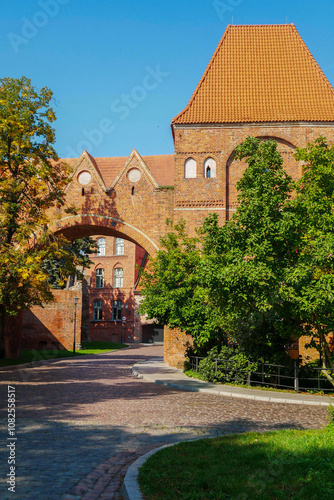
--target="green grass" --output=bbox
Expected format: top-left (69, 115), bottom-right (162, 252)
top-left (0, 341), bottom-right (127, 367)
top-left (138, 424), bottom-right (334, 500)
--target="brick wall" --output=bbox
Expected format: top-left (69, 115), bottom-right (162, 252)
top-left (298, 334), bottom-right (334, 363)
top-left (53, 153), bottom-right (175, 257)
top-left (2, 312), bottom-right (23, 359)
top-left (22, 290), bottom-right (82, 351)
top-left (163, 325), bottom-right (193, 369)
top-left (172, 123), bottom-right (334, 233)
top-left (85, 236), bottom-right (144, 343)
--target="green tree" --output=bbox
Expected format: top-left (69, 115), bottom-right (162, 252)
top-left (42, 237), bottom-right (98, 289)
top-left (203, 136), bottom-right (334, 382)
top-left (200, 137), bottom-right (298, 362)
top-left (0, 76), bottom-right (77, 356)
top-left (140, 136), bottom-right (334, 383)
top-left (282, 137), bottom-right (334, 383)
top-left (139, 220), bottom-right (224, 352)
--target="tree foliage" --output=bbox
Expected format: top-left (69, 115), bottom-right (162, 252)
top-left (41, 237), bottom-right (98, 289)
top-left (0, 76), bottom-right (80, 350)
top-left (139, 220), bottom-right (225, 352)
top-left (140, 136), bottom-right (334, 382)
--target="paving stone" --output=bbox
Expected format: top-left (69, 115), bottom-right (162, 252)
top-left (0, 344), bottom-right (328, 500)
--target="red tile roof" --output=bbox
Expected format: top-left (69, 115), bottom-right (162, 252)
top-left (172, 24), bottom-right (334, 124)
top-left (62, 154), bottom-right (174, 187)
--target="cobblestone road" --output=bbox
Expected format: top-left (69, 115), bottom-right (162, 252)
top-left (0, 345), bottom-right (328, 500)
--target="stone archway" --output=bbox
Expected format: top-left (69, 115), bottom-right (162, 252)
top-left (54, 214), bottom-right (158, 257)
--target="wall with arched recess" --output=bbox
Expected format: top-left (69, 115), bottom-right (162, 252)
top-left (167, 122), bottom-right (334, 367)
top-left (50, 149), bottom-right (175, 256)
top-left (225, 136), bottom-right (301, 218)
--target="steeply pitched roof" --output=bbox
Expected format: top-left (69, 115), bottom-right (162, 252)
top-left (62, 154), bottom-right (174, 188)
top-left (172, 24), bottom-right (334, 125)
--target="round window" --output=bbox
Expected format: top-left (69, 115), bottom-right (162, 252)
top-left (127, 168), bottom-right (141, 183)
top-left (77, 171), bottom-right (92, 186)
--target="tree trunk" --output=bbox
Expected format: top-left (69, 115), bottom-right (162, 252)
top-left (1, 310), bottom-right (23, 359)
top-left (318, 327), bottom-right (334, 387)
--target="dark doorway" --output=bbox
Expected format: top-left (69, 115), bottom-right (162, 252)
top-left (141, 324), bottom-right (164, 343)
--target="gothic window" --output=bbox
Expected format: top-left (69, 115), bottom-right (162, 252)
top-left (184, 158), bottom-right (197, 178)
top-left (204, 158), bottom-right (216, 178)
top-left (114, 267), bottom-right (123, 288)
top-left (95, 268), bottom-right (104, 288)
top-left (96, 238), bottom-right (106, 256)
top-left (112, 300), bottom-right (122, 321)
top-left (93, 300), bottom-right (103, 320)
top-left (115, 238), bottom-right (124, 256)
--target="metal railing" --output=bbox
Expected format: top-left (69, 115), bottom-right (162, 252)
top-left (188, 356), bottom-right (334, 393)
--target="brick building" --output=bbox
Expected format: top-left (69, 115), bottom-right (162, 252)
top-left (84, 235), bottom-right (147, 344)
top-left (26, 24), bottom-right (334, 364)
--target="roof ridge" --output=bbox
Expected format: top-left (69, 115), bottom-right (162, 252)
top-left (229, 23), bottom-right (295, 27)
top-left (171, 23), bottom-right (334, 125)
top-left (289, 23), bottom-right (334, 97)
top-left (172, 25), bottom-right (232, 124)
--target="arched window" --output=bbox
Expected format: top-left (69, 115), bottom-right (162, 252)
top-left (95, 268), bottom-right (104, 288)
top-left (114, 267), bottom-right (123, 288)
top-left (204, 158), bottom-right (216, 178)
top-left (184, 158), bottom-right (197, 178)
top-left (96, 238), bottom-right (106, 256)
top-left (115, 238), bottom-right (124, 256)
top-left (93, 300), bottom-right (103, 321)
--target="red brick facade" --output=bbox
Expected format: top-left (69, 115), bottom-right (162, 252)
top-left (22, 290), bottom-right (82, 351)
top-left (84, 236), bottom-right (147, 343)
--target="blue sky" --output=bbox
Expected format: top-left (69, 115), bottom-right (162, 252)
top-left (2, 0), bottom-right (334, 158)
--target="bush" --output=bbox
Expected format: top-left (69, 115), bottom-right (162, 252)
top-left (328, 405), bottom-right (334, 425)
top-left (197, 346), bottom-right (257, 384)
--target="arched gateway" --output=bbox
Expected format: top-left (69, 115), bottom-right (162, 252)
top-left (25, 24), bottom-right (334, 364)
top-left (52, 149), bottom-right (175, 257)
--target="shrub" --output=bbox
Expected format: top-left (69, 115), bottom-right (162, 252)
top-left (198, 346), bottom-right (257, 384)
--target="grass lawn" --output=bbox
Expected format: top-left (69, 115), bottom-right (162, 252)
top-left (0, 341), bottom-right (127, 367)
top-left (138, 424), bottom-right (334, 500)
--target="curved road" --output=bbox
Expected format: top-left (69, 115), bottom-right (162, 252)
top-left (0, 345), bottom-right (328, 500)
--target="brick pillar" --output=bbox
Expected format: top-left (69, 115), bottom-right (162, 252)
top-left (163, 325), bottom-right (193, 369)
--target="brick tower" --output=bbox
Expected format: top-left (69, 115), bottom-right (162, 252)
top-left (165, 24), bottom-right (334, 367)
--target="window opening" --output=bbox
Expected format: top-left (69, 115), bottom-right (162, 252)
top-left (95, 268), bottom-right (104, 288)
top-left (94, 300), bottom-right (103, 320)
top-left (184, 158), bottom-right (197, 178)
top-left (115, 238), bottom-right (124, 256)
top-left (114, 267), bottom-right (123, 288)
top-left (112, 300), bottom-right (122, 321)
top-left (96, 238), bottom-right (106, 256)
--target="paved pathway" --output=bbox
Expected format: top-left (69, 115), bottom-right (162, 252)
top-left (0, 345), bottom-right (329, 500)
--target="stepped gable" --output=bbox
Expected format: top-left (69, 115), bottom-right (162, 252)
top-left (62, 154), bottom-right (175, 187)
top-left (172, 24), bottom-right (334, 125)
